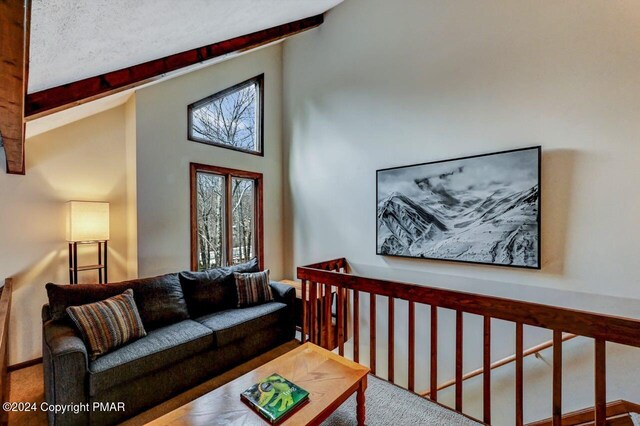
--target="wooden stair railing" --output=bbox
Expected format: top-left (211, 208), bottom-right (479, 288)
top-left (421, 333), bottom-right (578, 397)
top-left (527, 400), bottom-right (640, 426)
top-left (297, 258), bottom-right (640, 426)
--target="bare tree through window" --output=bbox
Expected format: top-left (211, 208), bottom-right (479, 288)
top-left (191, 164), bottom-right (263, 272)
top-left (188, 75), bottom-right (263, 155)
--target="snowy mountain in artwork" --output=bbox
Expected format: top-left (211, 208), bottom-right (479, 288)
top-left (376, 148), bottom-right (540, 268)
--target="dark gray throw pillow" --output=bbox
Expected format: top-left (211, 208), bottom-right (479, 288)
top-left (178, 257), bottom-right (259, 317)
top-left (46, 273), bottom-right (189, 330)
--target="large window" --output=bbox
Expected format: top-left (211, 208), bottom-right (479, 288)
top-left (190, 163), bottom-right (263, 271)
top-left (187, 75), bottom-right (264, 155)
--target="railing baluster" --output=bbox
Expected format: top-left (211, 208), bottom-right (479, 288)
top-left (338, 286), bottom-right (345, 356)
top-left (483, 316), bottom-right (491, 424)
top-left (310, 282), bottom-right (317, 345)
top-left (430, 306), bottom-right (438, 401)
top-left (370, 294), bottom-right (376, 375)
top-left (388, 296), bottom-right (395, 382)
top-left (595, 339), bottom-right (606, 426)
top-left (455, 310), bottom-right (463, 411)
top-left (408, 301), bottom-right (415, 392)
top-left (301, 280), bottom-right (307, 343)
top-left (516, 322), bottom-right (524, 426)
top-left (325, 284), bottom-right (332, 349)
top-left (354, 290), bottom-right (360, 363)
top-left (552, 330), bottom-right (562, 426)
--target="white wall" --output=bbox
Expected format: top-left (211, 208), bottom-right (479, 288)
top-left (0, 106), bottom-right (134, 364)
top-left (135, 44), bottom-right (285, 279)
top-left (283, 1), bottom-right (640, 423)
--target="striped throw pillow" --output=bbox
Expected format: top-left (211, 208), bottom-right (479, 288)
top-left (234, 270), bottom-right (273, 307)
top-left (66, 289), bottom-right (147, 360)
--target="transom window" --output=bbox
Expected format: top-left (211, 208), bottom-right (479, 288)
top-left (190, 163), bottom-right (263, 271)
top-left (188, 75), bottom-right (264, 155)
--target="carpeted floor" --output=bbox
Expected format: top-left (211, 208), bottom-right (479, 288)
top-left (8, 341), bottom-right (479, 425)
top-left (321, 374), bottom-right (481, 426)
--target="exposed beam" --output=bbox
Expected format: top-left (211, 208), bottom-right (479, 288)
top-left (0, 0), bottom-right (30, 175)
top-left (25, 14), bottom-right (324, 120)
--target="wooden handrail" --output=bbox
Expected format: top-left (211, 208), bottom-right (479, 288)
top-left (0, 278), bottom-right (13, 425)
top-left (421, 333), bottom-right (578, 396)
top-left (297, 257), bottom-right (640, 426)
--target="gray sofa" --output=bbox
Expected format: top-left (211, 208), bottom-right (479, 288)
top-left (42, 259), bottom-right (295, 426)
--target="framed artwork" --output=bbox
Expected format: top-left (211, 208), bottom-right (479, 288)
top-left (376, 146), bottom-right (541, 269)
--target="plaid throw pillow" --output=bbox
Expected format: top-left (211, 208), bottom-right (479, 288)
top-left (234, 270), bottom-right (273, 307)
top-left (66, 289), bottom-right (147, 360)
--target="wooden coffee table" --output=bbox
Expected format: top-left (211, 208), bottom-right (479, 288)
top-left (147, 342), bottom-right (369, 426)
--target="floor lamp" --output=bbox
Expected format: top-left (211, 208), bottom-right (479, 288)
top-left (67, 201), bottom-right (110, 284)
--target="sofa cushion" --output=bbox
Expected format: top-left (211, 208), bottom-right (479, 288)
top-left (88, 320), bottom-right (213, 396)
top-left (67, 289), bottom-right (147, 360)
top-left (195, 301), bottom-right (287, 347)
top-left (234, 270), bottom-right (273, 307)
top-left (178, 257), bottom-right (259, 317)
top-left (46, 273), bottom-right (189, 330)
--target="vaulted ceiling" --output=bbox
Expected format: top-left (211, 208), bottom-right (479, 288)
top-left (29, 0), bottom-right (343, 93)
top-left (1, 0), bottom-right (342, 174)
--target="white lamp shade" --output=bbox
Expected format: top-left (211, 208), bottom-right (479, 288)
top-left (67, 201), bottom-right (110, 242)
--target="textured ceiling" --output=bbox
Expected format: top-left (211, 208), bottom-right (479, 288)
top-left (28, 0), bottom-right (342, 93)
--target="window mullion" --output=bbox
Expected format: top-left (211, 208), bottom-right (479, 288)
top-left (225, 173), bottom-right (233, 267)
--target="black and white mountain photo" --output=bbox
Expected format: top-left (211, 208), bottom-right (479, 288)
top-left (376, 147), bottom-right (540, 268)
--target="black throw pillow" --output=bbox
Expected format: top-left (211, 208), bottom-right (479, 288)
top-left (178, 257), bottom-right (259, 317)
top-left (46, 273), bottom-right (189, 330)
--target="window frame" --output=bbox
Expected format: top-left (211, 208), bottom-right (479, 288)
top-left (187, 74), bottom-right (265, 156)
top-left (190, 162), bottom-right (264, 271)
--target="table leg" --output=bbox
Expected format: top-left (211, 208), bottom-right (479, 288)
top-left (357, 376), bottom-right (367, 426)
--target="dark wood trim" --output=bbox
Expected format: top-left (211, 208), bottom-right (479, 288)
top-left (528, 400), bottom-right (640, 426)
top-left (552, 330), bottom-right (562, 426)
top-left (7, 357), bottom-right (41, 372)
top-left (515, 322), bottom-right (524, 426)
top-left (483, 315), bottom-right (491, 424)
top-left (299, 257), bottom-right (640, 424)
top-left (455, 310), bottom-right (463, 411)
top-left (187, 74), bottom-right (264, 157)
top-left (430, 306), bottom-right (438, 402)
top-left (0, 0), bottom-right (30, 175)
top-left (407, 300), bottom-right (415, 392)
top-left (595, 339), bottom-right (606, 425)
top-left (25, 15), bottom-right (323, 119)
top-left (297, 263), bottom-right (640, 348)
top-left (387, 296), bottom-right (394, 382)
top-left (353, 290), bottom-right (360, 363)
top-left (0, 278), bottom-right (13, 424)
top-left (369, 294), bottom-right (376, 375)
top-left (189, 163), bottom-right (264, 271)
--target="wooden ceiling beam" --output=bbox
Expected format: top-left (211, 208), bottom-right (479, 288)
top-left (25, 14), bottom-right (324, 120)
top-left (0, 0), bottom-right (30, 175)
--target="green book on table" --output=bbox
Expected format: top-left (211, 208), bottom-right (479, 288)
top-left (241, 373), bottom-right (310, 424)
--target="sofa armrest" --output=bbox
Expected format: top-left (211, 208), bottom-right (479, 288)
top-left (42, 319), bottom-right (89, 426)
top-left (269, 281), bottom-right (295, 306)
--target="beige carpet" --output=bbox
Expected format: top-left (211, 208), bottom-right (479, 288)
top-left (7, 341), bottom-right (299, 426)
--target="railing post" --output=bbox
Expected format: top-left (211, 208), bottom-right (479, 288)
top-left (430, 306), bottom-right (438, 402)
top-left (310, 282), bottom-right (317, 345)
top-left (338, 286), bottom-right (345, 356)
top-left (552, 330), bottom-right (562, 426)
top-left (353, 290), bottom-right (360, 363)
top-left (483, 316), bottom-right (491, 424)
top-left (370, 293), bottom-right (376, 375)
top-left (408, 301), bottom-right (415, 392)
top-left (516, 322), bottom-right (524, 426)
top-left (455, 310), bottom-right (463, 411)
top-left (388, 296), bottom-right (394, 383)
top-left (595, 339), bottom-right (606, 426)
top-left (301, 280), bottom-right (307, 343)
